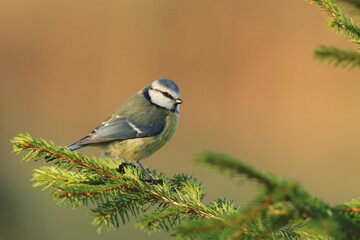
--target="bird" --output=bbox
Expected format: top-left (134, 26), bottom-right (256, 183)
top-left (67, 78), bottom-right (183, 182)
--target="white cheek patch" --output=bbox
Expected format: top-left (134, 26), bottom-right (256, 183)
top-left (151, 81), bottom-right (178, 99)
top-left (149, 89), bottom-right (174, 110)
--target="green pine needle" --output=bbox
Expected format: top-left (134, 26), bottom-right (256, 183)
top-left (336, 0), bottom-right (360, 13)
top-left (315, 45), bottom-right (360, 67)
top-left (336, 198), bottom-right (360, 223)
top-left (195, 151), bottom-right (280, 190)
top-left (310, 0), bottom-right (360, 43)
top-left (137, 206), bottom-right (190, 233)
top-left (308, 0), bottom-right (360, 69)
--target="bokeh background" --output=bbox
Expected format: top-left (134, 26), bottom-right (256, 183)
top-left (1, 1), bottom-right (360, 239)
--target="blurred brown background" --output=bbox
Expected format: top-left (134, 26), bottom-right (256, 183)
top-left (1, 1), bottom-right (360, 239)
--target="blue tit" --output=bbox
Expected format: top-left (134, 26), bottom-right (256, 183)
top-left (67, 78), bottom-right (183, 181)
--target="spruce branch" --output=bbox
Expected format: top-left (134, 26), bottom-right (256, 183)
top-left (195, 151), bottom-right (282, 192)
top-left (309, 0), bottom-right (360, 69)
top-left (314, 45), bottom-right (360, 67)
top-left (336, 0), bottom-right (360, 12)
top-left (11, 134), bottom-right (360, 238)
top-left (336, 198), bottom-right (360, 223)
top-left (310, 0), bottom-right (360, 43)
top-left (11, 133), bottom-right (224, 234)
top-left (194, 151), bottom-right (360, 239)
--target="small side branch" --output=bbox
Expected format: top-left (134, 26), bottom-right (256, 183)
top-left (310, 0), bottom-right (360, 43)
top-left (315, 45), bottom-right (360, 67)
top-left (195, 151), bottom-right (360, 239)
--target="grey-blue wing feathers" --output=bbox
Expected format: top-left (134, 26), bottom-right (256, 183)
top-left (67, 110), bottom-right (166, 150)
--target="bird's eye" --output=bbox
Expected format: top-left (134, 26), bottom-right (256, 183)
top-left (162, 91), bottom-right (174, 100)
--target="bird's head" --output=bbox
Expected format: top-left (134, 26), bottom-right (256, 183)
top-left (145, 78), bottom-right (183, 112)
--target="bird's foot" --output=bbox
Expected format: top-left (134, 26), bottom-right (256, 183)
top-left (44, 155), bottom-right (57, 162)
top-left (118, 161), bottom-right (163, 185)
top-left (139, 177), bottom-right (163, 185)
top-left (136, 161), bottom-right (163, 184)
top-left (117, 162), bottom-right (137, 174)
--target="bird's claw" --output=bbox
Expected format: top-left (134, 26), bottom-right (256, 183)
top-left (117, 162), bottom-right (163, 185)
top-left (140, 177), bottom-right (163, 185)
top-left (117, 162), bottom-right (137, 174)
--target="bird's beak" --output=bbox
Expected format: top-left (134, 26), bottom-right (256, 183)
top-left (175, 98), bottom-right (183, 104)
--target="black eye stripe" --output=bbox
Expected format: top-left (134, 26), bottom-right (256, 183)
top-left (150, 88), bottom-right (175, 100)
top-left (162, 91), bottom-right (174, 100)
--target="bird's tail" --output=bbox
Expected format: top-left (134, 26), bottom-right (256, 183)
top-left (67, 142), bottom-right (82, 151)
top-left (67, 134), bottom-right (93, 151)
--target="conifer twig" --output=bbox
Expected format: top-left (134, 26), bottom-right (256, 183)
top-left (11, 133), bottom-right (226, 233)
top-left (309, 0), bottom-right (360, 70)
top-left (314, 45), bottom-right (360, 67)
top-left (310, 0), bottom-right (360, 43)
top-left (336, 0), bottom-right (360, 11)
top-left (11, 134), bottom-right (360, 238)
top-left (195, 151), bottom-right (360, 239)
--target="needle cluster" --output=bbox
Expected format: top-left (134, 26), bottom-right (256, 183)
top-left (310, 0), bottom-right (360, 68)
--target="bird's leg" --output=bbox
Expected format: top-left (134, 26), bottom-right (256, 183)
top-left (136, 161), bottom-right (163, 185)
top-left (117, 161), bottom-right (137, 174)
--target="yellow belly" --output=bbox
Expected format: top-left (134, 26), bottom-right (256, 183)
top-left (104, 113), bottom-right (178, 162)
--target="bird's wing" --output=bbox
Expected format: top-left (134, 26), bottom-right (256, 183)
top-left (67, 110), bottom-right (166, 150)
